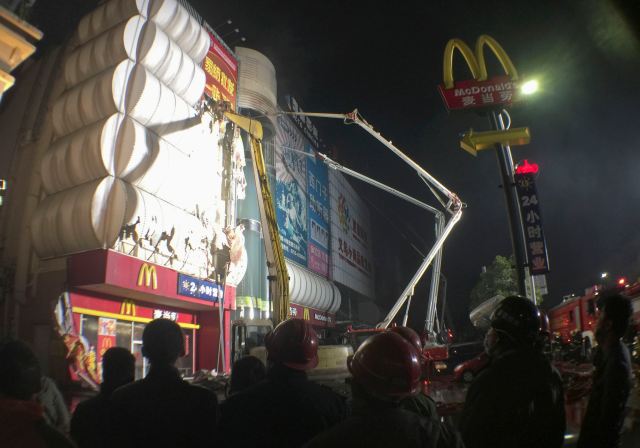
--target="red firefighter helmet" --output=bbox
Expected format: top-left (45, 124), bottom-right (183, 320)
top-left (388, 326), bottom-right (423, 352)
top-left (348, 330), bottom-right (422, 399)
top-left (265, 319), bottom-right (319, 370)
top-left (388, 326), bottom-right (427, 366)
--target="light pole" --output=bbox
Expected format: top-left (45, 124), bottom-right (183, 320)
top-left (489, 81), bottom-right (540, 299)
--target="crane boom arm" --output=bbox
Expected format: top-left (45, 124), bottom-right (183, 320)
top-left (225, 112), bottom-right (290, 325)
top-left (284, 109), bottom-right (463, 330)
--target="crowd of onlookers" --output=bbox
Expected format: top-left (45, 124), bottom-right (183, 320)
top-left (0, 293), bottom-right (634, 447)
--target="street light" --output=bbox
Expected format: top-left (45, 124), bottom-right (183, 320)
top-left (600, 272), bottom-right (608, 279)
top-left (521, 79), bottom-right (539, 95)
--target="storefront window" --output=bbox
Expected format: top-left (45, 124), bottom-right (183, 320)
top-left (78, 315), bottom-right (194, 380)
top-left (80, 315), bottom-right (98, 352)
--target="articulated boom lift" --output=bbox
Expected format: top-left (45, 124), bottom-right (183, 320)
top-left (226, 108), bottom-right (463, 340)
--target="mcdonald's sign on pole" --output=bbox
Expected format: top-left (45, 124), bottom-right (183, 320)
top-left (438, 35), bottom-right (520, 111)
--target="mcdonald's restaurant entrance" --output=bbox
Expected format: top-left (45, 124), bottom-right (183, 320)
top-left (57, 249), bottom-right (235, 389)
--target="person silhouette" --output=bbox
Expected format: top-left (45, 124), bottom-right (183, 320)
top-left (71, 347), bottom-right (135, 448)
top-left (109, 319), bottom-right (218, 447)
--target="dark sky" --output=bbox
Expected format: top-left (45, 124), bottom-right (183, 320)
top-left (193, 0), bottom-right (640, 330)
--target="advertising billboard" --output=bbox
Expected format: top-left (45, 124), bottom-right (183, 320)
top-left (202, 32), bottom-right (238, 110)
top-left (275, 115), bottom-right (308, 266)
top-left (329, 170), bottom-right (374, 298)
top-left (274, 113), bottom-right (330, 276)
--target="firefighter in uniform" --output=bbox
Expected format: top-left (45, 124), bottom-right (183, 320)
top-left (305, 327), bottom-right (464, 448)
top-left (459, 296), bottom-right (565, 448)
top-left (218, 319), bottom-right (347, 447)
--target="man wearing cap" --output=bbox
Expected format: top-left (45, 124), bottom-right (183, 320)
top-left (459, 296), bottom-right (565, 448)
top-left (305, 326), bottom-right (463, 447)
top-left (219, 318), bottom-right (347, 447)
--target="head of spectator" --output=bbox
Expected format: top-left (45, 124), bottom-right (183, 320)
top-left (485, 296), bottom-right (541, 356)
top-left (229, 355), bottom-right (266, 395)
top-left (265, 319), bottom-right (318, 371)
top-left (101, 347), bottom-right (135, 396)
top-left (595, 293), bottom-right (632, 346)
top-left (534, 310), bottom-right (551, 353)
top-left (0, 339), bottom-right (41, 401)
top-left (142, 319), bottom-right (184, 368)
top-left (348, 329), bottom-right (422, 405)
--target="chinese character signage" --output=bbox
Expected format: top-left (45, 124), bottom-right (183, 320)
top-left (202, 32), bottom-right (237, 110)
top-left (329, 170), bottom-right (375, 298)
top-left (177, 273), bottom-right (223, 302)
top-left (153, 309), bottom-right (179, 321)
top-left (515, 173), bottom-right (550, 274)
top-left (307, 150), bottom-right (329, 276)
top-left (438, 76), bottom-right (518, 111)
top-left (284, 95), bottom-right (321, 148)
top-left (275, 114), bottom-right (309, 266)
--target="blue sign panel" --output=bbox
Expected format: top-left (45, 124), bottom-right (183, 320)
top-left (515, 173), bottom-right (550, 274)
top-left (307, 146), bottom-right (329, 276)
top-left (177, 274), bottom-right (223, 302)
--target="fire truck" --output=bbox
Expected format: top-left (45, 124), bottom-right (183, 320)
top-left (548, 281), bottom-right (640, 345)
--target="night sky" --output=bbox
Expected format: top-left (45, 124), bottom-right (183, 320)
top-left (191, 0), bottom-right (640, 331)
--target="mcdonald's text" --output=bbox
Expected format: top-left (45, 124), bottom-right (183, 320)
top-left (439, 75), bottom-right (519, 110)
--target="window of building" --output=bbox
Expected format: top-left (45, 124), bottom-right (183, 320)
top-left (78, 314), bottom-right (195, 380)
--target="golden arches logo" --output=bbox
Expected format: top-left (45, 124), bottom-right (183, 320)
top-left (137, 263), bottom-right (158, 290)
top-left (100, 337), bottom-right (113, 356)
top-left (443, 35), bottom-right (518, 89)
top-left (120, 299), bottom-right (136, 316)
top-left (303, 307), bottom-right (310, 321)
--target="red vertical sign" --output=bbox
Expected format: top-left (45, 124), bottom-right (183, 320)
top-left (97, 317), bottom-right (116, 365)
top-left (202, 33), bottom-right (238, 110)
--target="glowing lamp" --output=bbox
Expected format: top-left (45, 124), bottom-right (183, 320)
top-left (515, 159), bottom-right (539, 175)
top-left (618, 277), bottom-right (626, 286)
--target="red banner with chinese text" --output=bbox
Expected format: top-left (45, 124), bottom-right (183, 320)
top-left (202, 32), bottom-right (238, 110)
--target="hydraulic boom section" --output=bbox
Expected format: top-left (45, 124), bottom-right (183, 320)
top-left (224, 112), bottom-right (290, 325)
top-left (284, 109), bottom-right (463, 333)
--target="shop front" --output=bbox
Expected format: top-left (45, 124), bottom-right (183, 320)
top-left (59, 249), bottom-right (234, 388)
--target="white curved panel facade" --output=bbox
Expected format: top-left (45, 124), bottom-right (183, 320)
top-left (52, 60), bottom-right (133, 137)
top-left (120, 184), bottom-right (211, 275)
top-left (76, 0), bottom-right (209, 64)
top-left (286, 261), bottom-right (341, 313)
top-left (31, 177), bottom-right (127, 258)
top-left (32, 0), bottom-right (243, 284)
top-left (41, 114), bottom-right (123, 194)
top-left (236, 47), bottom-right (277, 116)
top-left (65, 16), bottom-right (145, 87)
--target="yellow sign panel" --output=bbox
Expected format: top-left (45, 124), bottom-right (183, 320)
top-left (120, 299), bottom-right (136, 317)
top-left (303, 307), bottom-right (310, 321)
top-left (460, 127), bottom-right (531, 156)
top-left (443, 35), bottom-right (518, 89)
top-left (137, 263), bottom-right (158, 290)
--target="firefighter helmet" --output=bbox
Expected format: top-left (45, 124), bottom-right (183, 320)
top-left (348, 330), bottom-right (422, 399)
top-left (265, 319), bottom-right (319, 370)
top-left (491, 296), bottom-right (541, 345)
top-left (388, 326), bottom-right (423, 352)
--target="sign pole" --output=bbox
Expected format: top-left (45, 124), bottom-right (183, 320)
top-left (488, 109), bottom-right (528, 297)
